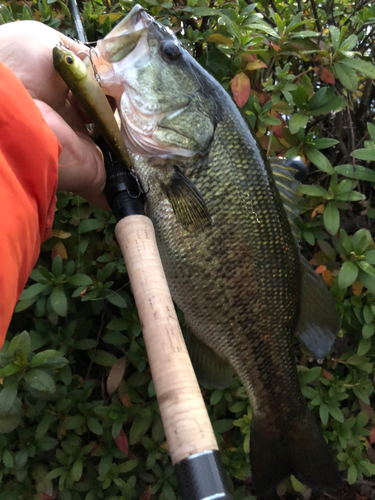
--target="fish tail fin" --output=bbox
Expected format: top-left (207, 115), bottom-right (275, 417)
top-left (250, 408), bottom-right (341, 497)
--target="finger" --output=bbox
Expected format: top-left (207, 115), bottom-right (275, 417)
top-left (34, 100), bottom-right (110, 211)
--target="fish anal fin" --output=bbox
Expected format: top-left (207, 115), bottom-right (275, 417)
top-left (295, 257), bottom-right (339, 359)
top-left (162, 168), bottom-right (211, 232)
top-left (250, 408), bottom-right (341, 497)
top-left (183, 325), bottom-right (233, 390)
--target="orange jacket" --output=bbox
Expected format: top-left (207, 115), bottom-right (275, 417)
top-left (0, 62), bottom-right (59, 343)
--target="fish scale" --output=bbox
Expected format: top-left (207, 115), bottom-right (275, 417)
top-left (93, 5), bottom-right (341, 495)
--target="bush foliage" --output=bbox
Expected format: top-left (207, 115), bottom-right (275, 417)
top-left (1, 0), bottom-right (375, 498)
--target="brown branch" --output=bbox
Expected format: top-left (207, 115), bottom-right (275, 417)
top-left (310, 0), bottom-right (321, 32)
top-left (346, 98), bottom-right (356, 168)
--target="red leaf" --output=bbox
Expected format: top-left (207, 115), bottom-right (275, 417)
top-left (314, 67), bottom-right (335, 85)
top-left (370, 428), bottom-right (375, 445)
top-left (315, 265), bottom-right (327, 274)
top-left (114, 429), bottom-right (129, 454)
top-left (231, 73), bottom-right (250, 108)
top-left (322, 369), bottom-right (331, 380)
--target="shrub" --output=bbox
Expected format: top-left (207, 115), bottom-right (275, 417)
top-left (1, 0), bottom-right (375, 498)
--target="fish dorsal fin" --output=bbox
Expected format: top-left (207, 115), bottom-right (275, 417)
top-left (161, 167), bottom-right (211, 232)
top-left (295, 256), bottom-right (339, 359)
top-left (269, 157), bottom-right (302, 240)
top-left (183, 325), bottom-right (233, 390)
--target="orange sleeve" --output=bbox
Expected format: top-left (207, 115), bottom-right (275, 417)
top-left (0, 61), bottom-right (60, 344)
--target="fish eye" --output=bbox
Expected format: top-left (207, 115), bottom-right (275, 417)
top-left (64, 55), bottom-right (74, 65)
top-left (160, 41), bottom-right (181, 62)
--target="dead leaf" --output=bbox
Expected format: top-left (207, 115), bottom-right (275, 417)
top-left (352, 279), bottom-right (364, 297)
top-left (240, 52), bottom-right (257, 63)
top-left (322, 369), bottom-right (331, 380)
top-left (140, 486), bottom-right (152, 500)
top-left (107, 357), bottom-right (127, 395)
top-left (314, 67), bottom-right (335, 85)
top-left (370, 428), bottom-right (375, 445)
top-left (359, 400), bottom-right (375, 422)
top-left (51, 229), bottom-right (72, 239)
top-left (270, 43), bottom-right (281, 51)
top-left (245, 60), bottom-right (267, 71)
top-left (118, 380), bottom-right (132, 407)
top-left (51, 241), bottom-right (68, 260)
top-left (322, 269), bottom-right (334, 287)
top-left (231, 73), bottom-right (250, 108)
top-left (207, 34), bottom-right (233, 46)
top-left (312, 204), bottom-right (325, 218)
top-left (114, 429), bottom-right (129, 454)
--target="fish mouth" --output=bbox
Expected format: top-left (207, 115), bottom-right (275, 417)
top-left (96, 6), bottom-right (152, 63)
top-left (96, 5), bottom-right (198, 158)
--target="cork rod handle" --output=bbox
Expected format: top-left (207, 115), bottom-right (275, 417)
top-left (115, 215), bottom-right (218, 464)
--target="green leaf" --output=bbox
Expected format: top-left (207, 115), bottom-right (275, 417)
top-left (297, 185), bottom-right (328, 197)
top-left (323, 203), bottom-right (340, 235)
top-left (107, 293), bottom-right (127, 308)
top-left (52, 255), bottom-right (63, 279)
top-left (0, 383), bottom-right (17, 416)
top-left (61, 416), bottom-right (85, 431)
top-left (71, 459), bottom-right (83, 482)
top-left (338, 261), bottom-right (358, 288)
top-left (334, 62), bottom-right (358, 92)
top-left (289, 113), bottom-right (308, 134)
top-left (357, 261), bottom-right (375, 277)
top-left (305, 147), bottom-right (334, 174)
top-left (328, 405), bottom-right (344, 423)
top-left (319, 404), bottom-right (329, 425)
top-left (364, 250), bottom-right (375, 264)
top-left (79, 219), bottom-right (103, 233)
top-left (50, 287), bottom-right (68, 317)
top-left (24, 369), bottom-right (56, 394)
top-left (313, 138), bottom-right (339, 149)
top-left (358, 270), bottom-right (375, 295)
top-left (352, 229), bottom-right (372, 255)
top-left (20, 283), bottom-right (50, 300)
top-left (67, 274), bottom-right (93, 286)
top-left (8, 331), bottom-right (31, 356)
top-left (358, 338), bottom-right (371, 356)
top-left (341, 57), bottom-right (375, 79)
top-left (347, 464), bottom-right (357, 485)
top-left (362, 323), bottom-right (375, 339)
top-left (92, 350), bottom-right (118, 367)
top-left (87, 417), bottom-right (103, 435)
top-left (30, 350), bottom-right (68, 369)
top-left (210, 390), bottom-right (222, 406)
top-left (212, 419), bottom-right (234, 433)
top-left (353, 148), bottom-right (375, 162)
top-left (367, 122), bottom-right (375, 142)
top-left (129, 413), bottom-right (153, 445)
top-left (334, 164), bottom-right (375, 181)
top-left (329, 26), bottom-right (340, 51)
top-left (340, 229), bottom-right (353, 255)
top-left (3, 449), bottom-right (13, 469)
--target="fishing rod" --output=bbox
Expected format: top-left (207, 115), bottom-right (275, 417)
top-left (67, 3), bottom-right (234, 499)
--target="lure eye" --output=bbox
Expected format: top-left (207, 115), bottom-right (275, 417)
top-left (160, 40), bottom-right (181, 62)
top-left (65, 55), bottom-right (74, 65)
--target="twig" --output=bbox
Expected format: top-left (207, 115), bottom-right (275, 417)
top-left (346, 98), bottom-right (356, 168)
top-left (310, 0), bottom-right (321, 33)
top-left (85, 307), bottom-right (106, 381)
top-left (343, 0), bottom-right (373, 27)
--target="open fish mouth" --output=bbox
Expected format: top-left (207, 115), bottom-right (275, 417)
top-left (95, 5), bottom-right (204, 158)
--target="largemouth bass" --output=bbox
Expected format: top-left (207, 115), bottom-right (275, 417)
top-left (95, 6), bottom-right (341, 495)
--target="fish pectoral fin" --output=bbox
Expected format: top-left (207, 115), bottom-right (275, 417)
top-left (295, 257), bottom-right (339, 359)
top-left (250, 408), bottom-right (341, 497)
top-left (183, 325), bottom-right (233, 390)
top-left (162, 168), bottom-right (211, 232)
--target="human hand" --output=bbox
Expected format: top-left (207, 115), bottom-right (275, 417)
top-left (0, 21), bottom-right (108, 209)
